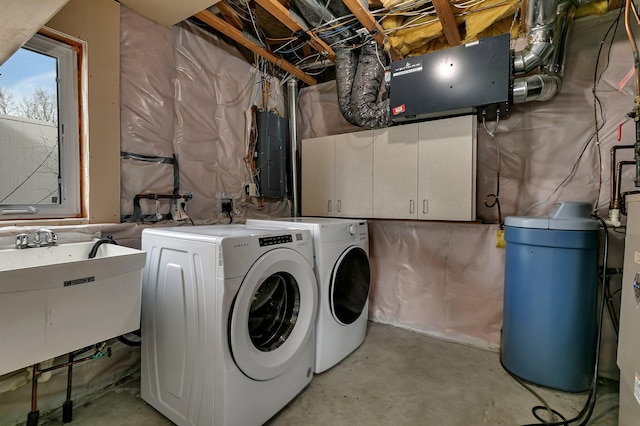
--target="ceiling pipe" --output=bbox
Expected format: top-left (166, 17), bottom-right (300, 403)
top-left (512, 0), bottom-right (578, 104)
top-left (513, 0), bottom-right (559, 74)
top-left (287, 78), bottom-right (300, 217)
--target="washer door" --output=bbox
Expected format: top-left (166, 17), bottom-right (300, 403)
top-left (230, 248), bottom-right (317, 381)
top-left (330, 246), bottom-right (371, 325)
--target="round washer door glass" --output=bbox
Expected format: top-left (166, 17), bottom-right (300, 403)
top-left (230, 248), bottom-right (317, 381)
top-left (330, 246), bottom-right (371, 325)
top-left (248, 271), bottom-right (300, 352)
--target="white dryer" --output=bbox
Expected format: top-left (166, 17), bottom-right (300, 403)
top-left (140, 225), bottom-right (317, 426)
top-left (247, 218), bottom-right (370, 373)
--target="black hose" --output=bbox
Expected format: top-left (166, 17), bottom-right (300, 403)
top-left (87, 236), bottom-right (142, 346)
top-left (88, 236), bottom-right (118, 259)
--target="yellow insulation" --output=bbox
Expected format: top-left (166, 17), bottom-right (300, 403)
top-left (463, 0), bottom-right (520, 41)
top-left (386, 15), bottom-right (443, 54)
top-left (575, 0), bottom-right (609, 18)
top-left (469, 17), bottom-right (519, 42)
top-left (381, 0), bottom-right (607, 58)
top-left (380, 0), bottom-right (410, 10)
top-left (381, 15), bottom-right (403, 30)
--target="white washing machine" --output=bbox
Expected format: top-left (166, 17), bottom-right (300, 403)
top-left (140, 225), bottom-right (317, 426)
top-left (247, 217), bottom-right (370, 373)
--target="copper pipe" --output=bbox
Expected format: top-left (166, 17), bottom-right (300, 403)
top-left (609, 145), bottom-right (634, 209)
top-left (36, 353), bottom-right (96, 374)
top-left (625, 0), bottom-right (640, 97)
top-left (30, 363), bottom-right (38, 413)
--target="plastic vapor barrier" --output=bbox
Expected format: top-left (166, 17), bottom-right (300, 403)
top-left (120, 7), bottom-right (174, 217)
top-left (120, 7), bottom-right (289, 222)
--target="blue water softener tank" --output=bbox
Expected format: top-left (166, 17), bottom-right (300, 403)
top-left (502, 201), bottom-right (599, 392)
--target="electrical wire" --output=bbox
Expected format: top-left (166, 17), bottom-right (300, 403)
top-left (525, 9), bottom-right (624, 216)
top-left (482, 111), bottom-right (503, 227)
top-left (593, 6), bottom-right (625, 213)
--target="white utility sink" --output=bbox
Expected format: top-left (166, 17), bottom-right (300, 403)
top-left (0, 240), bottom-right (146, 375)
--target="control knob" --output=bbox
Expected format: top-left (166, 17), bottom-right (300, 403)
top-left (348, 224), bottom-right (358, 235)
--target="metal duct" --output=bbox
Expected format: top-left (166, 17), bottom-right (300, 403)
top-left (336, 42), bottom-right (391, 129)
top-left (350, 42), bottom-right (392, 128)
top-left (512, 0), bottom-right (577, 104)
top-left (287, 78), bottom-right (300, 217)
top-left (335, 48), bottom-right (360, 126)
top-left (513, 0), bottom-right (559, 74)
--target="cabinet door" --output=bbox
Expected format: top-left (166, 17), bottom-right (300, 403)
top-left (301, 135), bottom-right (335, 216)
top-left (373, 123), bottom-right (419, 219)
top-left (418, 115), bottom-right (476, 221)
top-left (334, 130), bottom-right (373, 217)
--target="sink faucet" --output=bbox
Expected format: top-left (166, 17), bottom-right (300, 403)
top-left (34, 229), bottom-right (58, 247)
top-left (15, 233), bottom-right (29, 249)
top-left (15, 229), bottom-right (58, 249)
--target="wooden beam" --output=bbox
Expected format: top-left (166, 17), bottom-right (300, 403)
top-left (194, 10), bottom-right (317, 85)
top-left (432, 0), bottom-right (461, 46)
top-left (215, 0), bottom-right (243, 30)
top-left (254, 0), bottom-right (335, 62)
top-left (342, 0), bottom-right (402, 61)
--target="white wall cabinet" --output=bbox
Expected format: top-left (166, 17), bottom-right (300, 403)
top-left (373, 123), bottom-right (419, 219)
top-left (301, 130), bottom-right (373, 217)
top-left (418, 115), bottom-right (476, 221)
top-left (302, 115), bottom-right (476, 221)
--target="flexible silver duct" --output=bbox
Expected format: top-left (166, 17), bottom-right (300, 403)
top-left (335, 48), bottom-right (360, 126)
top-left (351, 42), bottom-right (392, 128)
top-left (336, 42), bottom-right (391, 129)
top-left (512, 0), bottom-right (577, 104)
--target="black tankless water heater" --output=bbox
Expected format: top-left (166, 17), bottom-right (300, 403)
top-left (389, 33), bottom-right (511, 123)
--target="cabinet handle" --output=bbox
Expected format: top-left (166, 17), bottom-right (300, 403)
top-left (337, 200), bottom-right (342, 212)
top-left (328, 200), bottom-right (332, 212)
top-left (409, 200), bottom-right (415, 214)
top-left (423, 200), bottom-right (427, 214)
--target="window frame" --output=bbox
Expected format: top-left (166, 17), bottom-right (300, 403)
top-left (0, 32), bottom-right (80, 219)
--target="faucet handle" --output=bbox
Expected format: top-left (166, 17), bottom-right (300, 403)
top-left (16, 233), bottom-right (29, 249)
top-left (35, 229), bottom-right (57, 246)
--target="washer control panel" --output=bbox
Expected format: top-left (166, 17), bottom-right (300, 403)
top-left (259, 234), bottom-right (293, 246)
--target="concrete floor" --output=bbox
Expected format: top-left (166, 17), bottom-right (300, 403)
top-left (38, 322), bottom-right (619, 426)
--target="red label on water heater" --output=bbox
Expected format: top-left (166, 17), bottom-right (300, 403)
top-left (392, 104), bottom-right (406, 115)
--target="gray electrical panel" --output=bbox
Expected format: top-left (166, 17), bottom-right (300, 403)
top-left (256, 111), bottom-right (288, 198)
top-left (389, 33), bottom-right (511, 122)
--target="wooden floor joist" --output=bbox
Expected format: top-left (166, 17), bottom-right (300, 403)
top-left (432, 0), bottom-right (461, 46)
top-left (194, 10), bottom-right (317, 85)
top-left (215, 1), bottom-right (243, 30)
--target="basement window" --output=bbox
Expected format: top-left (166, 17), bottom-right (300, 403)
top-left (0, 33), bottom-right (80, 219)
